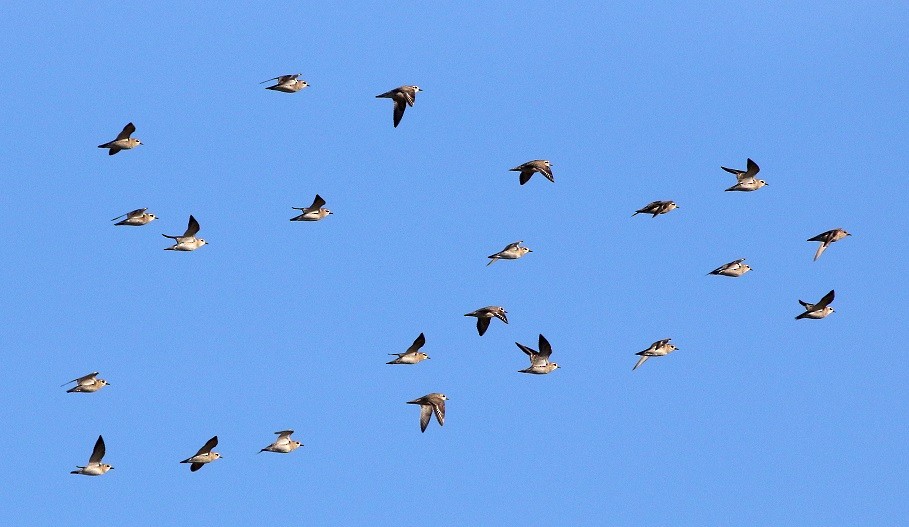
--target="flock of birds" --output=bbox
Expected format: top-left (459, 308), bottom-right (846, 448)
top-left (66, 74), bottom-right (853, 476)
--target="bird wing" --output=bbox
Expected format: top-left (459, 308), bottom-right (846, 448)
top-left (633, 355), bottom-right (649, 370)
top-left (126, 208), bottom-right (147, 219)
top-left (115, 123), bottom-right (136, 141)
top-left (419, 404), bottom-right (432, 432)
top-left (538, 163), bottom-right (554, 182)
top-left (476, 317), bottom-right (491, 336)
top-left (504, 241), bottom-right (523, 251)
top-left (515, 341), bottom-right (536, 359)
top-left (807, 230), bottom-right (835, 243)
top-left (813, 243), bottom-right (828, 261)
top-left (190, 462), bottom-right (204, 472)
top-left (519, 171), bottom-right (533, 185)
top-left (183, 215), bottom-right (201, 238)
top-left (493, 309), bottom-right (508, 323)
top-left (89, 435), bottom-right (106, 464)
top-left (743, 158), bottom-right (760, 179)
top-left (402, 88), bottom-right (415, 107)
top-left (537, 334), bottom-right (553, 361)
top-left (721, 165), bottom-right (745, 176)
top-left (815, 290), bottom-right (835, 309)
top-left (392, 98), bottom-right (406, 128)
top-left (275, 430), bottom-right (294, 440)
top-left (431, 398), bottom-right (445, 426)
top-left (405, 333), bottom-right (426, 354)
top-left (309, 194), bottom-right (326, 212)
top-left (195, 436), bottom-right (218, 456)
top-left (63, 371), bottom-right (98, 386)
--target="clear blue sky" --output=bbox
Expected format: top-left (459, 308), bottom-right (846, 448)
top-left (1, 2), bottom-right (906, 525)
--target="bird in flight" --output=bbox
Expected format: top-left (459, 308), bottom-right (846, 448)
top-left (376, 85), bottom-right (422, 127)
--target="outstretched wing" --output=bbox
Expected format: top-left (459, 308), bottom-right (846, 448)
top-left (275, 430), bottom-right (294, 441)
top-left (537, 334), bottom-right (553, 361)
top-left (515, 341), bottom-right (536, 358)
top-left (89, 435), bottom-right (106, 464)
top-left (431, 397), bottom-right (445, 426)
top-left (184, 215), bottom-right (201, 238)
top-left (743, 158), bottom-right (760, 179)
top-left (392, 99), bottom-right (406, 128)
top-left (195, 436), bottom-right (218, 457)
top-left (308, 194), bottom-right (326, 212)
top-left (116, 123), bottom-right (136, 141)
top-left (476, 317), bottom-right (491, 336)
top-left (815, 290), bottom-right (835, 309)
top-left (62, 371), bottom-right (98, 386)
top-left (419, 404), bottom-right (432, 432)
top-left (406, 333), bottom-right (426, 354)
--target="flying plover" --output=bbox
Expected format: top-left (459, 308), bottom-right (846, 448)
top-left (62, 372), bottom-right (109, 393)
top-left (71, 435), bottom-right (113, 476)
top-left (510, 160), bottom-right (553, 185)
top-left (260, 74), bottom-right (309, 93)
top-left (406, 393), bottom-right (447, 433)
top-left (633, 339), bottom-right (678, 370)
top-left (807, 229), bottom-right (850, 261)
top-left (111, 208), bottom-right (157, 226)
top-left (464, 306), bottom-right (508, 336)
top-left (487, 241), bottom-right (532, 266)
top-left (376, 85), bottom-right (422, 128)
top-left (180, 436), bottom-right (221, 472)
top-left (163, 215), bottom-right (207, 251)
top-left (795, 290), bottom-right (836, 320)
top-left (632, 201), bottom-right (678, 217)
top-left (516, 334), bottom-right (559, 374)
top-left (290, 194), bottom-right (332, 221)
top-left (98, 123), bottom-right (141, 155)
top-left (721, 158), bottom-right (767, 192)
top-left (387, 333), bottom-right (430, 364)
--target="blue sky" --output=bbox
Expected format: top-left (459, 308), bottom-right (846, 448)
top-left (1, 2), bottom-right (906, 524)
